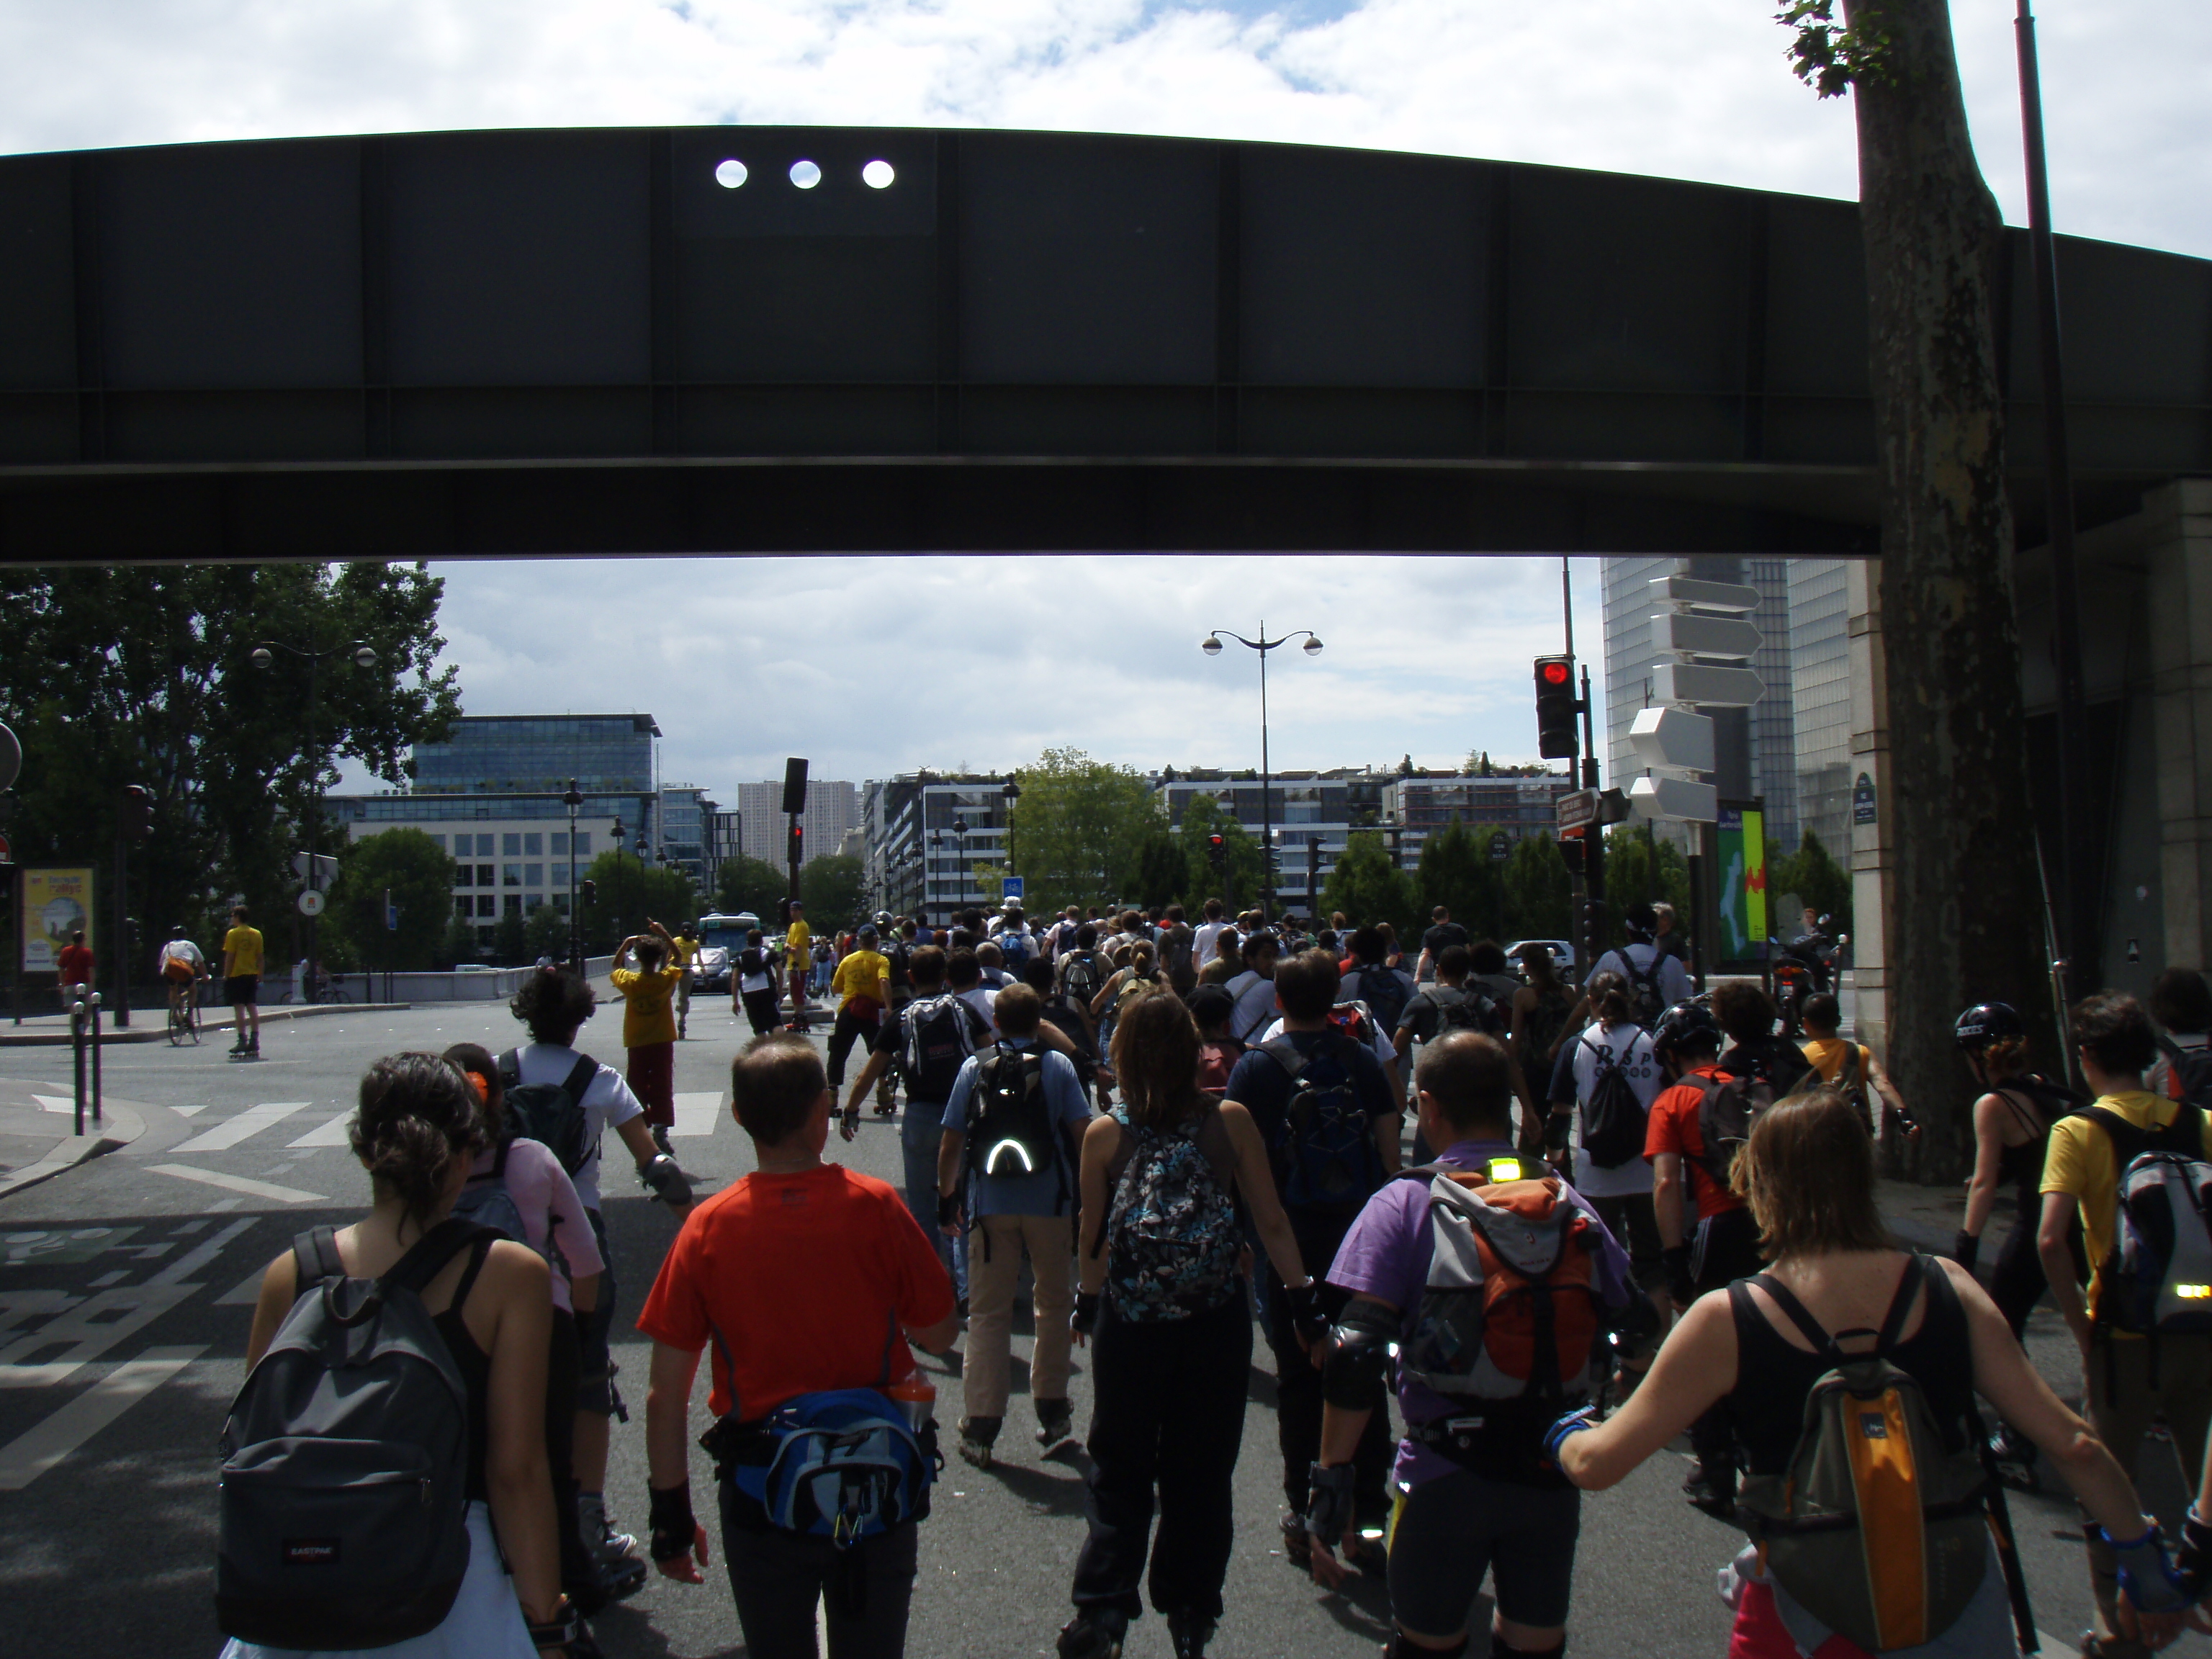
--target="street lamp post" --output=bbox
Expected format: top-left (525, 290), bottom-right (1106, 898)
top-left (251, 637), bottom-right (378, 1001)
top-left (952, 816), bottom-right (970, 920)
top-left (609, 816), bottom-right (626, 943)
top-left (562, 779), bottom-right (584, 969)
top-left (1201, 623), bottom-right (1323, 924)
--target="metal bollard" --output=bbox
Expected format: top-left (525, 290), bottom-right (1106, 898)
top-left (68, 986), bottom-right (86, 1136)
top-left (88, 992), bottom-right (103, 1128)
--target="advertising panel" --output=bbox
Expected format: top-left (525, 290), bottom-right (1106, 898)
top-left (20, 868), bottom-right (94, 973)
top-left (1715, 805), bottom-right (1767, 966)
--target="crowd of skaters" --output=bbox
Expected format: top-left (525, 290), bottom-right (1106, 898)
top-left (209, 885), bottom-right (2212, 1659)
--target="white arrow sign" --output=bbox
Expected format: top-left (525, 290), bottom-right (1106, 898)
top-left (1629, 775), bottom-right (1719, 823)
top-left (1629, 706), bottom-right (1716, 773)
top-left (1655, 611), bottom-right (1762, 661)
top-left (1653, 662), bottom-right (1766, 708)
top-left (1649, 575), bottom-right (1759, 612)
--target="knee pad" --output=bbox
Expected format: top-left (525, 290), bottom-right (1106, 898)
top-left (1491, 1635), bottom-right (1563, 1659)
top-left (1385, 1634), bottom-right (1467, 1659)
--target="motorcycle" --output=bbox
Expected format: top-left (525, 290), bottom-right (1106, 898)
top-left (1771, 915), bottom-right (1845, 1038)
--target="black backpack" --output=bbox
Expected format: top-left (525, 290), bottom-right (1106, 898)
top-left (966, 1044), bottom-right (1067, 1208)
top-left (1261, 1034), bottom-right (1383, 1209)
top-left (739, 945), bottom-right (767, 979)
top-left (1417, 984), bottom-right (1496, 1038)
top-left (903, 992), bottom-right (981, 1103)
top-left (1578, 1029), bottom-right (1650, 1168)
top-left (1344, 966), bottom-right (1411, 1035)
top-left (2159, 1037), bottom-right (2212, 1112)
top-left (1060, 950), bottom-right (1105, 1012)
top-left (217, 1220), bottom-right (495, 1650)
top-left (498, 1050), bottom-right (599, 1176)
top-left (1692, 1070), bottom-right (1783, 1190)
top-left (1622, 949), bottom-right (1668, 1028)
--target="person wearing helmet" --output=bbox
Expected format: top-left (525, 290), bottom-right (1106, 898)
top-left (1642, 999), bottom-right (1761, 1516)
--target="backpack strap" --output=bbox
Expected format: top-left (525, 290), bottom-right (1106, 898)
top-left (561, 1053), bottom-right (601, 1109)
top-left (292, 1224), bottom-right (346, 1289)
top-left (383, 1218), bottom-right (501, 1298)
top-left (2082, 1104), bottom-right (2154, 1170)
top-left (1745, 1272), bottom-right (1837, 1357)
top-left (498, 1047), bottom-right (523, 1095)
top-left (1259, 1037), bottom-right (1307, 1081)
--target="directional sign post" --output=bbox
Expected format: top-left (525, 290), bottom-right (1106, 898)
top-left (1556, 791), bottom-right (1599, 833)
top-left (1652, 662), bottom-right (1766, 708)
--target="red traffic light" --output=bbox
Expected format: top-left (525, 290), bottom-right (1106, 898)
top-left (1540, 660), bottom-right (1571, 686)
top-left (1534, 655), bottom-right (1578, 760)
top-left (1208, 834), bottom-right (1223, 848)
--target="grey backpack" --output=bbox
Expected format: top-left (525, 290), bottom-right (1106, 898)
top-left (216, 1219), bottom-right (495, 1650)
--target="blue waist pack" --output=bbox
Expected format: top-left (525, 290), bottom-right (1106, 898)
top-left (708, 1388), bottom-right (937, 1548)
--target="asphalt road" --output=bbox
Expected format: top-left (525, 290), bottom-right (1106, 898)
top-left (0, 997), bottom-right (2187, 1658)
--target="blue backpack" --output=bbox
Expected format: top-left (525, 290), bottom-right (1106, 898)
top-left (714, 1388), bottom-right (936, 1549)
top-left (994, 929), bottom-right (1032, 972)
top-left (1259, 1034), bottom-right (1382, 1209)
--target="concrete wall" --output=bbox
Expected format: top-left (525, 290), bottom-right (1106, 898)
top-left (319, 955), bottom-right (614, 1004)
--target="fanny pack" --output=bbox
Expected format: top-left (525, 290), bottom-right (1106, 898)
top-left (702, 1388), bottom-right (938, 1548)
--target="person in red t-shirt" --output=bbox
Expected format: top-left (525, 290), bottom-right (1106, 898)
top-left (637, 1035), bottom-right (956, 1657)
top-left (55, 930), bottom-right (94, 993)
top-left (1642, 999), bottom-right (1766, 1517)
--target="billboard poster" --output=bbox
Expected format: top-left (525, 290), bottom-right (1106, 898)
top-left (1716, 805), bottom-right (1766, 964)
top-left (20, 868), bottom-right (94, 973)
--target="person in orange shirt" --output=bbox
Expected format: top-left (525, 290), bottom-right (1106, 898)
top-left (637, 1036), bottom-right (956, 1658)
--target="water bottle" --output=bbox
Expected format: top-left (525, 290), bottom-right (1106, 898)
top-left (888, 1370), bottom-right (937, 1435)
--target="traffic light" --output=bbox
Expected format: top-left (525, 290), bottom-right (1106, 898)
top-left (580, 879), bottom-right (597, 907)
top-left (119, 783), bottom-right (154, 840)
top-left (1534, 656), bottom-right (1578, 760)
top-left (788, 823), bottom-right (804, 863)
top-left (1208, 832), bottom-right (1226, 873)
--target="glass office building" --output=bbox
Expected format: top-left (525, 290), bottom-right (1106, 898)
top-left (1787, 558), bottom-right (1853, 854)
top-left (410, 714), bottom-right (657, 796)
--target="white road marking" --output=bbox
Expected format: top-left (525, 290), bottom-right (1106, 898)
top-left (173, 1101), bottom-right (313, 1155)
top-left (671, 1092), bottom-right (724, 1138)
top-left (171, 1105), bottom-right (207, 1118)
top-left (205, 1197), bottom-right (242, 1213)
top-left (0, 1346), bottom-right (207, 1491)
top-left (148, 1218), bottom-right (254, 1287)
top-left (286, 1108), bottom-right (354, 1148)
top-left (0, 1285), bottom-right (199, 1385)
top-left (215, 1269), bottom-right (265, 1307)
top-left (86, 1272), bottom-right (127, 1289)
top-left (145, 1164), bottom-right (323, 1204)
top-left (32, 1094), bottom-right (76, 1115)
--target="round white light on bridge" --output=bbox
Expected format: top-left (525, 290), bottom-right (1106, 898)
top-left (1200, 634), bottom-right (1223, 655)
top-left (790, 159), bottom-right (822, 189)
top-left (714, 158), bottom-right (748, 189)
top-left (862, 159), bottom-right (896, 189)
top-left (1303, 636), bottom-right (1323, 655)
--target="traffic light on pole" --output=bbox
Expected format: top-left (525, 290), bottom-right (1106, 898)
top-left (1208, 832), bottom-right (1226, 873)
top-left (1534, 656), bottom-right (1578, 759)
top-left (119, 783), bottom-right (154, 839)
top-left (580, 879), bottom-right (597, 907)
top-left (789, 823), bottom-right (804, 863)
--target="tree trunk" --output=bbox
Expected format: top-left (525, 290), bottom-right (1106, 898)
top-left (1847, 0), bottom-right (2050, 1180)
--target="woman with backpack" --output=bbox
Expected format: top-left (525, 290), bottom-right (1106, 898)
top-left (1059, 992), bottom-right (1326, 1659)
top-left (1955, 1002), bottom-right (2082, 1340)
top-left (1547, 1087), bottom-right (2189, 1658)
top-left (222, 1052), bottom-right (582, 1659)
top-left (1091, 940), bottom-right (1166, 1082)
top-left (1510, 940), bottom-right (1575, 1092)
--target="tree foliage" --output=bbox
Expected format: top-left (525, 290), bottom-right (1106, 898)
top-left (714, 854), bottom-right (788, 920)
top-left (1419, 821), bottom-right (1506, 942)
top-left (524, 902), bottom-right (570, 964)
top-left (1003, 748), bottom-right (1161, 914)
top-left (1133, 832), bottom-right (1188, 910)
top-left (1321, 831), bottom-right (1419, 935)
top-left (0, 563), bottom-right (459, 963)
top-left (1770, 830), bottom-right (1853, 938)
top-left (801, 854), bottom-right (868, 928)
top-left (580, 850), bottom-right (697, 951)
top-left (1174, 792), bottom-right (1264, 914)
top-left (1601, 826), bottom-right (1694, 935)
top-left (323, 827), bottom-right (457, 972)
top-left (1501, 835), bottom-right (1573, 943)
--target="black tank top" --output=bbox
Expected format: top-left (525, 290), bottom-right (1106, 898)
top-left (1992, 1083), bottom-right (2061, 1218)
top-left (428, 1240), bottom-right (497, 1504)
top-left (1725, 1256), bottom-right (1977, 1477)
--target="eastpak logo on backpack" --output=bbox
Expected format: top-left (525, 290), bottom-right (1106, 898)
top-left (967, 1044), bottom-right (1064, 1205)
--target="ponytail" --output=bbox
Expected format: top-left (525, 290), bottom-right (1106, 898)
top-left (348, 1052), bottom-right (485, 1234)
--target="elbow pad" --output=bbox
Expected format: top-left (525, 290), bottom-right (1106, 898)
top-left (639, 1154), bottom-right (692, 1209)
top-left (1542, 1110), bottom-right (1573, 1153)
top-left (1320, 1302), bottom-right (1397, 1410)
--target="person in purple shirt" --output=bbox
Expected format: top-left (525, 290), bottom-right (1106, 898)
top-left (1305, 1030), bottom-right (1640, 1659)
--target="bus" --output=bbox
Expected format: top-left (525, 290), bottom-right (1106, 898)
top-left (691, 912), bottom-right (762, 993)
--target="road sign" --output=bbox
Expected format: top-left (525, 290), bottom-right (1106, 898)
top-left (1653, 611), bottom-right (1761, 660)
top-left (1489, 831), bottom-right (1511, 862)
top-left (297, 889), bottom-right (325, 917)
top-left (1002, 876), bottom-right (1025, 902)
top-left (0, 721), bottom-right (18, 793)
top-left (1853, 771), bottom-right (1879, 826)
top-left (1556, 791), bottom-right (1598, 832)
top-left (1652, 662), bottom-right (1765, 708)
top-left (290, 852), bottom-right (338, 886)
top-left (1629, 706), bottom-right (1717, 773)
top-left (1628, 775), bottom-right (1719, 823)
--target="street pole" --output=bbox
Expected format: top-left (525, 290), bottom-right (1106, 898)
top-left (2015, 0), bottom-right (2096, 995)
top-left (113, 823), bottom-right (127, 1026)
top-left (1202, 623), bottom-right (1323, 929)
top-left (563, 780), bottom-right (583, 971)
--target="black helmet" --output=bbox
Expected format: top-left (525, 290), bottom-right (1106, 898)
top-left (1651, 1000), bottom-right (1721, 1058)
top-left (1955, 1002), bottom-right (2025, 1050)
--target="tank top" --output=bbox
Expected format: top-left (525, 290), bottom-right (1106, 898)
top-left (1725, 1255), bottom-right (1977, 1478)
top-left (1993, 1084), bottom-right (2056, 1218)
top-left (428, 1240), bottom-right (497, 1504)
top-left (1103, 1102), bottom-right (1238, 1192)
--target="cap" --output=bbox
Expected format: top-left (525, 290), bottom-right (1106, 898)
top-left (857, 924), bottom-right (878, 941)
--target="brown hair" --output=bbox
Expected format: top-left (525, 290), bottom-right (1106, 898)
top-left (2072, 991), bottom-right (2159, 1075)
top-left (1711, 980), bottom-right (1779, 1045)
top-left (994, 982), bottom-right (1043, 1036)
top-left (1732, 1087), bottom-right (1889, 1259)
top-left (1587, 970), bottom-right (1630, 1025)
top-left (729, 1035), bottom-right (826, 1145)
top-left (908, 944), bottom-right (947, 987)
top-left (1516, 940), bottom-right (1563, 996)
top-left (1416, 1030), bottom-right (1514, 1136)
top-left (1977, 1035), bottom-right (2031, 1083)
top-left (634, 935), bottom-right (668, 972)
top-left (1111, 992), bottom-right (1206, 1131)
top-left (349, 1052), bottom-right (487, 1234)
top-left (1274, 948), bottom-right (1341, 1020)
top-left (441, 1041), bottom-right (503, 1133)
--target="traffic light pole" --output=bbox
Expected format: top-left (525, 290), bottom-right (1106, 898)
top-left (113, 822), bottom-right (128, 1027)
top-left (1579, 665), bottom-right (1606, 976)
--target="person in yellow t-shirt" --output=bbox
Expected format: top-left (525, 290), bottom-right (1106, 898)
top-left (669, 923), bottom-right (698, 1040)
top-left (826, 925), bottom-right (892, 1101)
top-left (1795, 992), bottom-right (1909, 1136)
top-left (222, 904), bottom-right (266, 1056)
top-left (611, 921), bottom-right (685, 1146)
top-left (783, 904), bottom-right (814, 1025)
top-left (2038, 990), bottom-right (2212, 1653)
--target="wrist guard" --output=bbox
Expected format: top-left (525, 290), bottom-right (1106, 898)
top-left (2105, 1522), bottom-right (2190, 1617)
top-left (1663, 1244), bottom-right (1696, 1305)
top-left (526, 1597), bottom-right (583, 1652)
top-left (1305, 1461), bottom-right (1355, 1542)
top-left (938, 1192), bottom-right (962, 1229)
top-left (648, 1481), bottom-right (698, 1565)
top-left (2177, 1506), bottom-right (2212, 1601)
top-left (1285, 1280), bottom-right (1331, 1349)
top-left (1542, 1110), bottom-right (1573, 1153)
top-left (1071, 1291), bottom-right (1100, 1336)
top-left (1542, 1405), bottom-right (1599, 1468)
top-left (1952, 1230), bottom-right (1980, 1272)
top-left (639, 1154), bottom-right (692, 1209)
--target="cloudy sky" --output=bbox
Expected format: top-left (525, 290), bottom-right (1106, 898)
top-left (11, 1), bottom-right (2205, 796)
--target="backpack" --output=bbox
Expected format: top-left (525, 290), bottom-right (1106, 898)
top-left (1578, 1030), bottom-right (1650, 1169)
top-left (966, 1044), bottom-right (1066, 1208)
top-left (738, 945), bottom-right (767, 979)
top-left (902, 993), bottom-right (981, 1103)
top-left (1102, 1107), bottom-right (1242, 1321)
top-left (1416, 984), bottom-right (1494, 1038)
top-left (497, 1050), bottom-right (599, 1177)
top-left (1732, 1257), bottom-right (1993, 1655)
top-left (1691, 1069), bottom-right (1781, 1191)
top-left (709, 1388), bottom-right (935, 1548)
top-left (449, 1138), bottom-right (530, 1251)
top-left (1162, 927), bottom-right (1196, 991)
top-left (2085, 1101), bottom-right (2212, 1348)
top-left (1060, 951), bottom-right (1104, 1012)
top-left (994, 929), bottom-right (1031, 972)
top-left (2158, 1036), bottom-right (2212, 1111)
top-left (1259, 1034), bottom-right (1382, 1210)
top-left (1344, 966), bottom-right (1411, 1035)
top-left (1622, 948), bottom-right (1668, 1028)
top-left (1398, 1164), bottom-right (1606, 1478)
top-left (1523, 988), bottom-right (1574, 1066)
top-left (1196, 1037), bottom-right (1246, 1102)
top-left (216, 1220), bottom-right (496, 1650)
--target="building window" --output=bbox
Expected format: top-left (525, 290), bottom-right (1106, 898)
top-left (549, 862), bottom-right (568, 887)
top-left (472, 864), bottom-right (490, 887)
top-left (524, 833), bottom-right (542, 855)
top-left (573, 832), bottom-right (592, 856)
top-left (426, 834), bottom-right (445, 852)
top-left (456, 896), bottom-right (474, 920)
top-left (526, 893), bottom-right (543, 910)
top-left (477, 895), bottom-right (497, 917)
top-left (553, 894), bottom-right (570, 914)
top-left (505, 894), bottom-right (523, 917)
top-left (552, 833), bottom-right (569, 854)
top-left (503, 833), bottom-right (522, 856)
top-left (503, 863), bottom-right (522, 888)
top-left (454, 866), bottom-right (472, 890)
top-left (524, 863), bottom-right (544, 887)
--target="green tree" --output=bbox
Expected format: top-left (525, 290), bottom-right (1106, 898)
top-left (1321, 831), bottom-right (1419, 935)
top-left (801, 855), bottom-right (868, 929)
top-left (580, 850), bottom-right (696, 951)
top-left (1601, 826), bottom-right (1693, 935)
top-left (1003, 748), bottom-right (1162, 914)
top-left (1133, 832), bottom-right (1187, 910)
top-left (1419, 820), bottom-right (1506, 943)
top-left (0, 562), bottom-right (459, 964)
top-left (324, 827), bottom-right (458, 972)
top-left (437, 911), bottom-right (479, 969)
top-left (524, 902), bottom-right (570, 963)
top-left (493, 906), bottom-right (528, 966)
top-left (1770, 830), bottom-right (1853, 938)
top-left (1174, 791), bottom-right (1264, 912)
top-left (714, 854), bottom-right (788, 919)
top-left (1502, 835), bottom-right (1573, 942)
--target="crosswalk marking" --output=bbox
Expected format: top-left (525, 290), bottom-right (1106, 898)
top-left (0, 1285), bottom-right (199, 1387)
top-left (147, 1218), bottom-right (254, 1288)
top-left (173, 1101), bottom-right (313, 1155)
top-left (32, 1094), bottom-right (76, 1115)
top-left (171, 1105), bottom-right (207, 1118)
top-left (671, 1092), bottom-right (725, 1138)
top-left (0, 1346), bottom-right (207, 1491)
top-left (145, 1164), bottom-right (324, 1204)
top-left (286, 1108), bottom-right (354, 1148)
top-left (215, 1269), bottom-right (266, 1307)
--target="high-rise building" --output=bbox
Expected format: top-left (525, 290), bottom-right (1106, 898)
top-left (1787, 558), bottom-right (1854, 854)
top-left (736, 778), bottom-right (859, 869)
top-left (410, 714), bottom-right (656, 796)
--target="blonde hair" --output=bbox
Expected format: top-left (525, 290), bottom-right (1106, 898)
top-left (1733, 1086), bottom-right (1889, 1259)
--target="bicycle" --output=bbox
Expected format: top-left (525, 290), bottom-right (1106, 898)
top-left (168, 986), bottom-right (202, 1046)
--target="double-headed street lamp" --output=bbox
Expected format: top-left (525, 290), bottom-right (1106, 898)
top-left (250, 637), bottom-right (378, 999)
top-left (562, 779), bottom-right (584, 968)
top-left (1201, 624), bottom-right (1322, 922)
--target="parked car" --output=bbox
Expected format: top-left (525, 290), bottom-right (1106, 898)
top-left (1505, 938), bottom-right (1577, 979)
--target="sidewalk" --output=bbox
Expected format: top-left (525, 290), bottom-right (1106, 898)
top-left (0, 1077), bottom-right (148, 1199)
top-left (0, 1000), bottom-right (409, 1048)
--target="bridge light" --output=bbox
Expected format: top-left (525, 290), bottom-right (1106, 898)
top-left (714, 158), bottom-right (747, 189)
top-left (790, 159), bottom-right (822, 190)
top-left (863, 160), bottom-right (895, 189)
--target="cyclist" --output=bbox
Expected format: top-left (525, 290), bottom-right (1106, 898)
top-left (158, 926), bottom-right (209, 1032)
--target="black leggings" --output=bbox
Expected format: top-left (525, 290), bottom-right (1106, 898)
top-left (546, 1307), bottom-right (586, 1588)
top-left (826, 1009), bottom-right (881, 1088)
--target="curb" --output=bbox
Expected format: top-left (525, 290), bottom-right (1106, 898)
top-left (0, 1002), bottom-right (411, 1048)
top-left (0, 1099), bottom-right (147, 1200)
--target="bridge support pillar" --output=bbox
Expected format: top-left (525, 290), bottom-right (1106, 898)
top-left (1848, 559), bottom-right (1894, 1055)
top-left (2148, 480), bottom-right (2212, 975)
